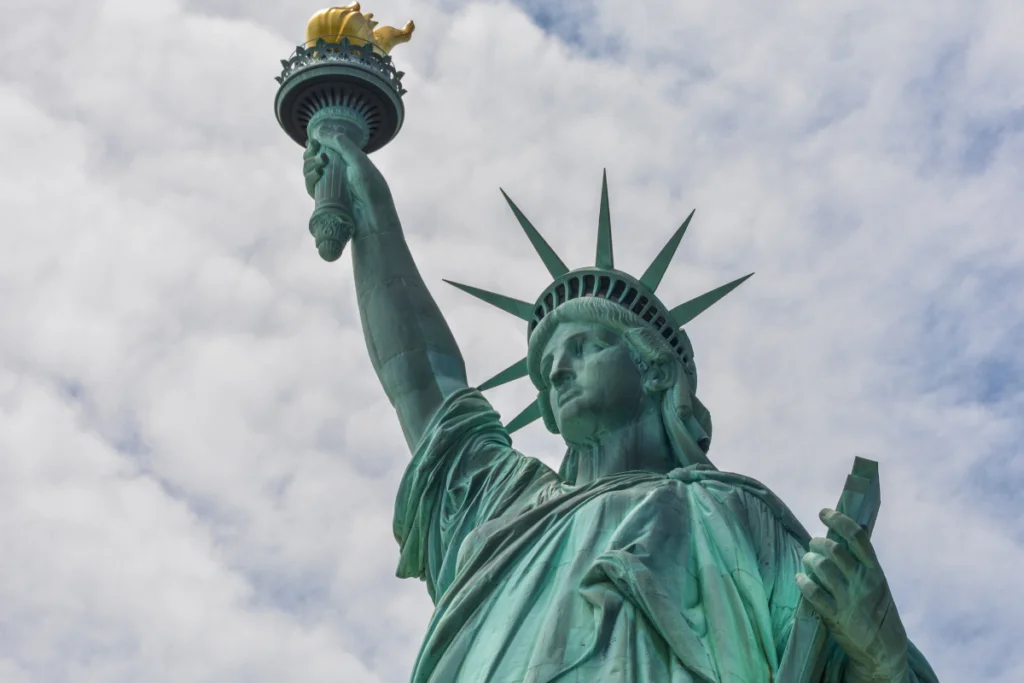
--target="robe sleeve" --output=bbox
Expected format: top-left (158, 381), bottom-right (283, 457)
top-left (392, 387), bottom-right (557, 602)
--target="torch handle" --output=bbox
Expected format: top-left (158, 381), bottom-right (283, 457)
top-left (307, 108), bottom-right (372, 262)
top-left (309, 144), bottom-right (356, 262)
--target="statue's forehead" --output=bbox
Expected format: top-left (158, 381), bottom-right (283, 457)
top-left (541, 320), bottom-right (619, 354)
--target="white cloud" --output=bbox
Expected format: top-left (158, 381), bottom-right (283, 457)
top-left (0, 0), bottom-right (1021, 681)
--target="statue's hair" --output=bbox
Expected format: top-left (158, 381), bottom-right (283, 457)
top-left (526, 297), bottom-right (714, 477)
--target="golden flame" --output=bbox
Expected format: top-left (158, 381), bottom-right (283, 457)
top-left (305, 3), bottom-right (414, 54)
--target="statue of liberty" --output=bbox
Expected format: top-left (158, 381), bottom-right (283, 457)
top-left (300, 121), bottom-right (940, 683)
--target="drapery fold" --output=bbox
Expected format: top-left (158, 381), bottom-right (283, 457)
top-left (393, 388), bottom-right (937, 683)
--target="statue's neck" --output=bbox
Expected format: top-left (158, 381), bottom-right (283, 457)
top-left (572, 406), bottom-right (677, 485)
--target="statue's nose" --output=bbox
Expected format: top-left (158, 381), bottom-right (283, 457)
top-left (550, 366), bottom-right (574, 389)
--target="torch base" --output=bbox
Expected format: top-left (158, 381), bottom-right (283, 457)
top-left (309, 203), bottom-right (355, 262)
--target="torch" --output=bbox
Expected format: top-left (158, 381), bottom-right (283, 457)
top-left (274, 3), bottom-right (414, 261)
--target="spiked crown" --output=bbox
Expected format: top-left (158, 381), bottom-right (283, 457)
top-left (445, 172), bottom-right (751, 434)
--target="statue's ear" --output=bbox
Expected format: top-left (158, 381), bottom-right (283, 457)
top-left (643, 358), bottom-right (676, 394)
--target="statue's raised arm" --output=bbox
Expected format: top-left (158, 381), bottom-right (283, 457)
top-left (303, 130), bottom-right (468, 449)
top-left (297, 115), bottom-right (944, 680)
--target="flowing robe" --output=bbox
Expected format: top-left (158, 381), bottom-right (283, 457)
top-left (394, 389), bottom-right (938, 683)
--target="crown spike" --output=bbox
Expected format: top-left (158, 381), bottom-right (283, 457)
top-left (640, 209), bottom-right (695, 291)
top-left (500, 189), bottom-right (569, 279)
top-left (668, 273), bottom-right (753, 327)
top-left (506, 400), bottom-right (542, 434)
top-left (479, 357), bottom-right (528, 391)
top-left (595, 169), bottom-right (614, 269)
top-left (443, 280), bottom-right (534, 321)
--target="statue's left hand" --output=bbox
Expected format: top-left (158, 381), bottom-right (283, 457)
top-left (796, 508), bottom-right (910, 683)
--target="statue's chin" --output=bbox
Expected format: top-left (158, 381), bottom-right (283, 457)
top-left (556, 404), bottom-right (599, 446)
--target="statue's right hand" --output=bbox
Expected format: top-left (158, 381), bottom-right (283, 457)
top-left (301, 125), bottom-right (397, 246)
top-left (303, 138), bottom-right (327, 199)
top-left (302, 131), bottom-right (390, 208)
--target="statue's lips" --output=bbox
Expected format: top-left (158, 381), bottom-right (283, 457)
top-left (557, 390), bottom-right (581, 408)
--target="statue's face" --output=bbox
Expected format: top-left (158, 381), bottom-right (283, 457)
top-left (540, 321), bottom-right (648, 444)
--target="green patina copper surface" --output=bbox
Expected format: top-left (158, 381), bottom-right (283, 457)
top-left (298, 126), bottom-right (940, 682)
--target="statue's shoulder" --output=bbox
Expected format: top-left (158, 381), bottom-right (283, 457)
top-left (419, 387), bottom-right (511, 445)
top-left (668, 465), bottom-right (811, 547)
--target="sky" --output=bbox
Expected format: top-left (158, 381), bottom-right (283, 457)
top-left (0, 0), bottom-right (1022, 681)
